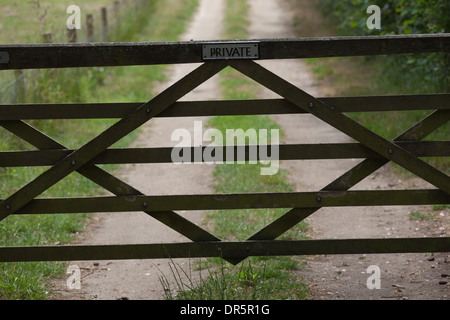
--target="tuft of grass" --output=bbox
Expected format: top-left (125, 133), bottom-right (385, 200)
top-left (409, 211), bottom-right (437, 221)
top-left (160, 256), bottom-right (308, 300)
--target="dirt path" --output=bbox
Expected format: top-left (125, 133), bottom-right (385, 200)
top-left (247, 0), bottom-right (449, 300)
top-left (52, 0), bottom-right (225, 300)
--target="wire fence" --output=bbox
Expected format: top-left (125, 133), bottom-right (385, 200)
top-left (0, 0), bottom-right (151, 105)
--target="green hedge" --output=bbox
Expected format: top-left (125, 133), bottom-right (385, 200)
top-left (317, 0), bottom-right (449, 93)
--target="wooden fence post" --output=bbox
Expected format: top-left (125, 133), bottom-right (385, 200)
top-left (42, 33), bottom-right (55, 79)
top-left (42, 32), bottom-right (52, 44)
top-left (14, 70), bottom-right (25, 103)
top-left (114, 1), bottom-right (120, 19)
top-left (101, 7), bottom-right (108, 42)
top-left (86, 14), bottom-right (94, 42)
top-left (67, 28), bottom-right (77, 43)
top-left (114, 1), bottom-right (121, 36)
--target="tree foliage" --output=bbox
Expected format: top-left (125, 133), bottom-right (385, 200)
top-left (318, 0), bottom-right (449, 92)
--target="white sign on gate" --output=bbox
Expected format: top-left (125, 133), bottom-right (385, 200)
top-left (202, 42), bottom-right (259, 60)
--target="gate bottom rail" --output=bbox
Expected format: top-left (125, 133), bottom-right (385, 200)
top-left (0, 237), bottom-right (448, 262)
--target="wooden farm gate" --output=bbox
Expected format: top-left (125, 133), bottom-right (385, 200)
top-left (0, 34), bottom-right (449, 264)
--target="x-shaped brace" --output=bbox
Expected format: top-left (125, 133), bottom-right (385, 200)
top-left (226, 60), bottom-right (450, 263)
top-left (0, 61), bottom-right (228, 235)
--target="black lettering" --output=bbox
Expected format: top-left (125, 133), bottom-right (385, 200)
top-left (204, 44), bottom-right (258, 60)
top-left (225, 47), bottom-right (233, 56)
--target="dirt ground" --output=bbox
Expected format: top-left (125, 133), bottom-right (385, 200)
top-left (50, 0), bottom-right (449, 300)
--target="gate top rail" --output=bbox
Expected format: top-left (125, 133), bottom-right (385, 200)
top-left (0, 33), bottom-right (449, 70)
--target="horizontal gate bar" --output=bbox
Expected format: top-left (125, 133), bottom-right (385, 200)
top-left (2, 94), bottom-right (450, 120)
top-left (9, 189), bottom-right (449, 214)
top-left (0, 237), bottom-right (448, 262)
top-left (1, 141), bottom-right (448, 167)
top-left (0, 34), bottom-right (449, 70)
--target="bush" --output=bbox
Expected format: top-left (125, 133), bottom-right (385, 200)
top-left (317, 0), bottom-right (450, 92)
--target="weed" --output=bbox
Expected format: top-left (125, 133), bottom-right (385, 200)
top-left (409, 211), bottom-right (436, 221)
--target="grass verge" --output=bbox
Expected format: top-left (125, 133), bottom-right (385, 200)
top-left (0, 0), bottom-right (199, 300)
